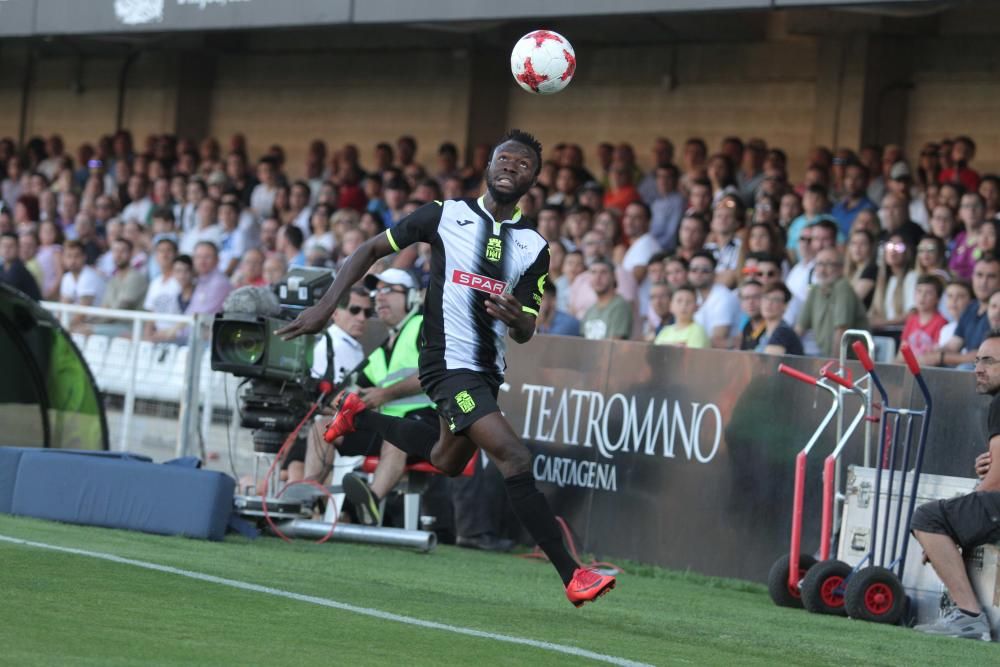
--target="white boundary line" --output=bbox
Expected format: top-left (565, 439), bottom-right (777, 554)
top-left (0, 534), bottom-right (654, 667)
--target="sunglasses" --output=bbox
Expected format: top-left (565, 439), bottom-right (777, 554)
top-left (886, 242), bottom-right (907, 254)
top-left (372, 286), bottom-right (407, 296)
top-left (347, 305), bottom-right (375, 317)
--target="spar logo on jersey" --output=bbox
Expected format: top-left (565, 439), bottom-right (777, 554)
top-left (452, 269), bottom-right (507, 295)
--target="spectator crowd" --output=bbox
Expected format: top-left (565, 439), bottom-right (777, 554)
top-left (0, 129), bottom-right (997, 369)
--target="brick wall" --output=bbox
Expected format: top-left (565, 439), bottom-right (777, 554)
top-left (905, 36), bottom-right (1000, 176)
top-left (24, 56), bottom-right (119, 147)
top-left (208, 50), bottom-right (472, 177)
top-left (12, 51), bottom-right (178, 152)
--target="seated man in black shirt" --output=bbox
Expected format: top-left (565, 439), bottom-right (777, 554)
top-left (757, 282), bottom-right (803, 356)
top-left (0, 232), bottom-right (41, 300)
top-left (911, 332), bottom-right (1000, 639)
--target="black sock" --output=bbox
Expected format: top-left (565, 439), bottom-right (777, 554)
top-left (504, 472), bottom-right (578, 585)
top-left (958, 607), bottom-right (981, 617)
top-left (354, 410), bottom-right (438, 461)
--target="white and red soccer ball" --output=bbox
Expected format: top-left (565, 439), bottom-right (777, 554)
top-left (510, 30), bottom-right (576, 95)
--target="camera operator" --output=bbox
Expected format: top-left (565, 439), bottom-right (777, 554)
top-left (280, 284), bottom-right (372, 484)
top-left (301, 268), bottom-right (436, 525)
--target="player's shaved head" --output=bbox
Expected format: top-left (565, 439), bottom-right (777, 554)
top-left (494, 128), bottom-right (542, 177)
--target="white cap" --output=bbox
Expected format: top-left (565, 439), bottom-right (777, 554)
top-left (364, 268), bottom-right (416, 290)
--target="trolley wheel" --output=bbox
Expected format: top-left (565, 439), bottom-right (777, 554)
top-left (801, 559), bottom-right (852, 616)
top-left (767, 553), bottom-right (817, 608)
top-left (844, 566), bottom-right (906, 624)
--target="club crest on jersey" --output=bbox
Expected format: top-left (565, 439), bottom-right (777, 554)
top-left (452, 269), bottom-right (507, 295)
top-left (485, 237), bottom-right (503, 263)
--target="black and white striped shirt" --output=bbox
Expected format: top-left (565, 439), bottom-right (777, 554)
top-left (386, 197), bottom-right (549, 378)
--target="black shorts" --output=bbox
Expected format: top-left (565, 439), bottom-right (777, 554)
top-left (282, 435), bottom-right (307, 467)
top-left (338, 407), bottom-right (438, 457)
top-left (422, 369), bottom-right (502, 435)
top-left (911, 491), bottom-right (1000, 551)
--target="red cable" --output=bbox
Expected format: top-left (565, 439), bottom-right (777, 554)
top-left (260, 384), bottom-right (338, 543)
top-left (517, 514), bottom-right (624, 575)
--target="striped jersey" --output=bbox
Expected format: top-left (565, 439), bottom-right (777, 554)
top-left (386, 196), bottom-right (549, 378)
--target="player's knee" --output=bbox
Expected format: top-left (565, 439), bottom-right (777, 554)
top-left (429, 450), bottom-right (465, 477)
top-left (494, 442), bottom-right (531, 475)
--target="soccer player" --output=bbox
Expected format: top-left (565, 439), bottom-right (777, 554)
top-left (277, 129), bottom-right (616, 607)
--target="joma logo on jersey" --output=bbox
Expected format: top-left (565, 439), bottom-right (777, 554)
top-left (485, 238), bottom-right (503, 262)
top-left (452, 270), bottom-right (507, 295)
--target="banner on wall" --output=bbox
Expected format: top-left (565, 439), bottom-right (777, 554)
top-left (0, 0), bottom-right (932, 37)
top-left (31, 0), bottom-right (351, 34)
top-left (500, 336), bottom-right (983, 581)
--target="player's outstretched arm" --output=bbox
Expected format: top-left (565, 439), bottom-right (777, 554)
top-left (276, 233), bottom-right (395, 340)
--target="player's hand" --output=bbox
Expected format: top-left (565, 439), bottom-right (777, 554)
top-left (485, 293), bottom-right (527, 326)
top-left (275, 305), bottom-right (329, 340)
top-left (976, 451), bottom-right (992, 479)
top-left (358, 386), bottom-right (390, 409)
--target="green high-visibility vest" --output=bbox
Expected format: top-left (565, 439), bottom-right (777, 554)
top-left (362, 313), bottom-right (434, 418)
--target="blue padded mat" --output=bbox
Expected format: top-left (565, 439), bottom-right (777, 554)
top-left (1, 448), bottom-right (234, 540)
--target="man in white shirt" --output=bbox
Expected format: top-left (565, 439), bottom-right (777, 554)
top-left (143, 237), bottom-right (180, 337)
top-left (97, 219), bottom-right (123, 278)
top-left (310, 285), bottom-right (372, 385)
top-left (177, 178), bottom-right (206, 234)
top-left (689, 250), bottom-right (741, 349)
top-left (289, 181), bottom-right (314, 237)
top-left (121, 174), bottom-right (154, 225)
top-left (60, 240), bottom-right (105, 331)
top-left (37, 134), bottom-right (66, 182)
top-left (250, 157), bottom-right (280, 219)
top-left (179, 197), bottom-right (223, 256)
top-left (217, 200), bottom-right (250, 276)
top-left (297, 286), bottom-right (374, 491)
top-left (621, 201), bottom-right (663, 285)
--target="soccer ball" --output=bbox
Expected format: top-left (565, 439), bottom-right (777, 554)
top-left (510, 30), bottom-right (576, 95)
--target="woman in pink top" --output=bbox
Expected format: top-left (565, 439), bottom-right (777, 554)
top-left (948, 192), bottom-right (987, 280)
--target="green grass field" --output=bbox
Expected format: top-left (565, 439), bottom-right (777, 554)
top-left (0, 514), bottom-right (996, 666)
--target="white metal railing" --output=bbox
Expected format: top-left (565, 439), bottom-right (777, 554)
top-left (41, 301), bottom-right (212, 457)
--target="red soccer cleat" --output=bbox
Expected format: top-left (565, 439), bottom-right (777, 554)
top-left (565, 567), bottom-right (616, 607)
top-left (323, 391), bottom-right (367, 442)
